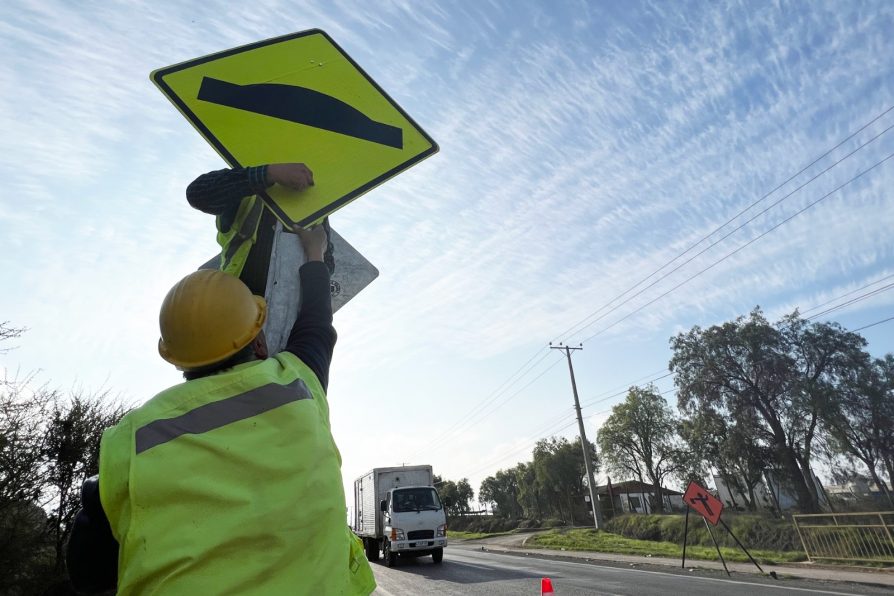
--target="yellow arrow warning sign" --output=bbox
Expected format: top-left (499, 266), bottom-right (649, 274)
top-left (151, 29), bottom-right (438, 227)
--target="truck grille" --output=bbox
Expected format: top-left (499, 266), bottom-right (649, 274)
top-left (408, 530), bottom-right (434, 540)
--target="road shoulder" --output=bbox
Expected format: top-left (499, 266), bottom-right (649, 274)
top-left (453, 534), bottom-right (894, 589)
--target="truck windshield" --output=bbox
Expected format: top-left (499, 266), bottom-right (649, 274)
top-left (392, 487), bottom-right (441, 512)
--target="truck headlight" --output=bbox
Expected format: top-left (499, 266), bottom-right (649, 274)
top-left (390, 528), bottom-right (406, 541)
top-left (436, 524), bottom-right (447, 537)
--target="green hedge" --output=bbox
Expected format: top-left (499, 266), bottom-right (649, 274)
top-left (605, 513), bottom-right (802, 552)
top-left (448, 516), bottom-right (519, 533)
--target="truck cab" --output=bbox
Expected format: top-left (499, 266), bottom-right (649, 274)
top-left (380, 485), bottom-right (447, 565)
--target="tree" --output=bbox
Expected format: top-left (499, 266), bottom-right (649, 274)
top-left (513, 462), bottom-right (544, 520)
top-left (0, 373), bottom-right (55, 515)
top-left (0, 371), bottom-right (57, 588)
top-left (42, 392), bottom-right (127, 572)
top-left (873, 356), bottom-right (894, 497)
top-left (670, 308), bottom-right (867, 512)
top-left (782, 314), bottom-right (868, 509)
top-left (479, 469), bottom-right (521, 519)
top-left (531, 436), bottom-right (598, 523)
top-left (454, 479), bottom-right (474, 515)
top-left (434, 476), bottom-right (474, 516)
top-left (597, 385), bottom-right (681, 512)
top-left (821, 355), bottom-right (894, 506)
top-left (0, 321), bottom-right (25, 353)
top-left (678, 407), bottom-right (770, 511)
top-left (478, 436), bottom-right (597, 523)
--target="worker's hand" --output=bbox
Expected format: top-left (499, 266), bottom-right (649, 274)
top-left (267, 163), bottom-right (314, 192)
top-left (294, 223), bottom-right (328, 263)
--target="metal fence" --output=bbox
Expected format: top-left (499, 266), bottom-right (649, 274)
top-left (792, 511), bottom-right (894, 563)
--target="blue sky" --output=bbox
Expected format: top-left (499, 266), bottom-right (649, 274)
top-left (2, 0), bottom-right (893, 500)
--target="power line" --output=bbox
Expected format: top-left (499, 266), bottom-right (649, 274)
top-left (465, 355), bottom-right (564, 428)
top-left (581, 369), bottom-right (670, 401)
top-left (564, 123), bottom-right (894, 345)
top-left (455, 417), bottom-right (580, 481)
top-left (800, 272), bottom-right (894, 317)
top-left (412, 348), bottom-right (553, 456)
top-left (577, 151), bottom-right (894, 345)
top-left (806, 282), bottom-right (894, 321)
top-left (553, 105), bottom-right (894, 344)
top-left (853, 315), bottom-right (894, 332)
top-left (579, 372), bottom-right (673, 410)
top-left (414, 350), bottom-right (562, 458)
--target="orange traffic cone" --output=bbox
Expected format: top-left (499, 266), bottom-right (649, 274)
top-left (541, 577), bottom-right (555, 595)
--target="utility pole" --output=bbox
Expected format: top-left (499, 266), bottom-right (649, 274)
top-left (550, 342), bottom-right (604, 529)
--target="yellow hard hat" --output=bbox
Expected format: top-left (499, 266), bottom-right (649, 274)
top-left (157, 269), bottom-right (267, 370)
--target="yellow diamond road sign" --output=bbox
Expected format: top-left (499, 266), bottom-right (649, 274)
top-left (151, 29), bottom-right (438, 227)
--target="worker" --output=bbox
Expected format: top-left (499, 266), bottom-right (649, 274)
top-left (185, 162), bottom-right (334, 295)
top-left (66, 221), bottom-right (376, 594)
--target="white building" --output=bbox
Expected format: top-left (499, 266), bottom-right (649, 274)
top-left (595, 480), bottom-right (684, 515)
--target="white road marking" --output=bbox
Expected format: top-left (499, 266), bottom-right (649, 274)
top-left (455, 548), bottom-right (866, 596)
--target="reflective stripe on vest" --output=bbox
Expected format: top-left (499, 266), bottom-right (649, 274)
top-left (135, 378), bottom-right (312, 454)
top-left (218, 196), bottom-right (264, 276)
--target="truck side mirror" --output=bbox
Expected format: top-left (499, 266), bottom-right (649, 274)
top-left (380, 500), bottom-right (387, 512)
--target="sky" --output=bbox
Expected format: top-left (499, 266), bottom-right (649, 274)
top-left (2, 0), bottom-right (893, 505)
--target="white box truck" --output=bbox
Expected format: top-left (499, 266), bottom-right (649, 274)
top-left (352, 465), bottom-right (447, 567)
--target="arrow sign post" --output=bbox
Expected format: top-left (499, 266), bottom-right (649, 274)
top-left (680, 481), bottom-right (771, 577)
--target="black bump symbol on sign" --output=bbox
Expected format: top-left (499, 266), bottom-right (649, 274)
top-left (197, 77), bottom-right (403, 149)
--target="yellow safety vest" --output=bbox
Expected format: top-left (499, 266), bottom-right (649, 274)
top-left (99, 352), bottom-right (375, 595)
top-left (217, 195), bottom-right (265, 277)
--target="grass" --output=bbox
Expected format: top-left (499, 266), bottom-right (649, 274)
top-left (449, 531), bottom-right (495, 540)
top-left (449, 530), bottom-right (515, 540)
top-left (527, 529), bottom-right (808, 564)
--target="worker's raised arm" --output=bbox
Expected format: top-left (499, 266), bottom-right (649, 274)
top-left (186, 166), bottom-right (270, 218)
top-left (284, 223), bottom-right (336, 391)
top-left (186, 163), bottom-right (313, 230)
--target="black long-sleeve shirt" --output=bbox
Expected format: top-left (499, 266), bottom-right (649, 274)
top-left (66, 168), bottom-right (337, 594)
top-left (286, 260), bottom-right (337, 392)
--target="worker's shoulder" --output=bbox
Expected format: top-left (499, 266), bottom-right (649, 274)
top-left (107, 382), bottom-right (189, 433)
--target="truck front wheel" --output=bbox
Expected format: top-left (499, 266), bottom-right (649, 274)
top-left (432, 548), bottom-right (443, 564)
top-left (384, 542), bottom-right (397, 567)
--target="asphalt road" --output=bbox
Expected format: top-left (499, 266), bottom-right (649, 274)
top-left (371, 544), bottom-right (891, 595)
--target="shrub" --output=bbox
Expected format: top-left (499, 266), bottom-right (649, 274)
top-left (605, 513), bottom-right (802, 552)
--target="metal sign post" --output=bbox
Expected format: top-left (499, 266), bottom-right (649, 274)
top-left (682, 481), bottom-right (773, 578)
